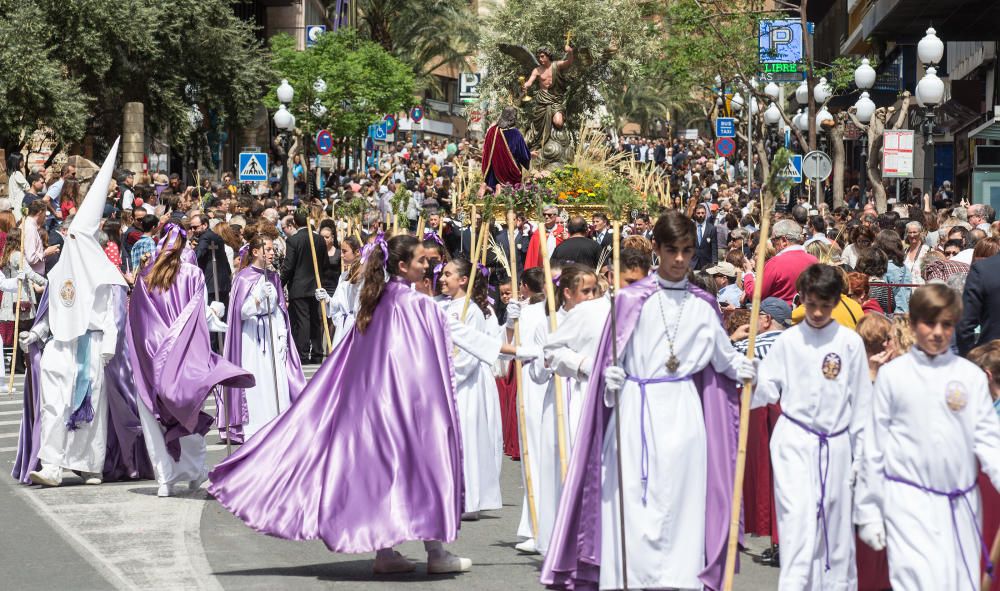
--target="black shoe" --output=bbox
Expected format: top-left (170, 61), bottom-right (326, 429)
top-left (760, 545), bottom-right (780, 567)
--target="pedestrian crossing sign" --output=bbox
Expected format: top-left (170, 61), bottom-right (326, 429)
top-left (776, 154), bottom-right (803, 183)
top-left (238, 152), bottom-right (268, 182)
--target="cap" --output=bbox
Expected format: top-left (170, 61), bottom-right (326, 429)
top-left (0, 198), bottom-right (12, 212)
top-left (759, 296), bottom-right (792, 327)
top-left (705, 261), bottom-right (738, 278)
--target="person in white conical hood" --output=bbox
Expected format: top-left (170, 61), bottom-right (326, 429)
top-left (24, 138), bottom-right (128, 487)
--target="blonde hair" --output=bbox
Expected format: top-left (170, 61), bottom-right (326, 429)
top-left (891, 314), bottom-right (915, 353)
top-left (856, 314), bottom-right (891, 356)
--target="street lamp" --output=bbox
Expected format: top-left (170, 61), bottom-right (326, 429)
top-left (764, 102), bottom-right (782, 126)
top-left (731, 92), bottom-right (744, 113)
top-left (813, 77), bottom-right (832, 105)
top-left (854, 92), bottom-right (876, 201)
top-left (273, 104), bottom-right (293, 130)
top-left (795, 80), bottom-right (809, 106)
top-left (915, 65), bottom-right (945, 194)
top-left (764, 82), bottom-right (780, 101)
top-left (277, 79), bottom-right (295, 104)
top-left (918, 27), bottom-right (945, 66)
top-left (855, 58), bottom-right (877, 90)
top-left (794, 108), bottom-right (809, 132)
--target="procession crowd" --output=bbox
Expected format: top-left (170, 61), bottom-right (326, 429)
top-left (3, 128), bottom-right (999, 591)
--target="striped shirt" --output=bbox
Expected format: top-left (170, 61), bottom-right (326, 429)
top-left (733, 329), bottom-right (783, 359)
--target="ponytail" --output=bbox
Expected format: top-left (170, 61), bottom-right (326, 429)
top-left (356, 234), bottom-right (420, 333)
top-left (451, 256), bottom-right (491, 318)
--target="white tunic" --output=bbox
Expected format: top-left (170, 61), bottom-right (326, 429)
top-left (238, 274), bottom-right (291, 440)
top-left (35, 285), bottom-right (117, 473)
top-left (445, 297), bottom-right (504, 513)
top-left (753, 320), bottom-right (872, 591)
top-left (544, 296), bottom-right (611, 450)
top-left (328, 272), bottom-right (359, 349)
top-left (513, 301), bottom-right (551, 541)
top-left (600, 278), bottom-right (743, 590)
top-left (528, 307), bottom-right (568, 555)
top-left (856, 349), bottom-right (1000, 591)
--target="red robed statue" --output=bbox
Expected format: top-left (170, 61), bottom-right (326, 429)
top-left (480, 107), bottom-right (531, 192)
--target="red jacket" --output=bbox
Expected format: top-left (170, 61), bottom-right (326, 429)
top-left (524, 223), bottom-right (565, 269)
top-left (755, 246), bottom-right (818, 306)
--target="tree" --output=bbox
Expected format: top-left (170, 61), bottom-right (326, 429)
top-left (477, 0), bottom-right (656, 139)
top-left (353, 0), bottom-right (479, 93)
top-left (266, 30), bottom-right (415, 188)
top-left (0, 0), bottom-right (271, 159)
top-left (604, 79), bottom-right (672, 135)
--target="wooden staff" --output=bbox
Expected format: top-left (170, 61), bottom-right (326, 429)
top-left (536, 221), bottom-right (569, 481)
top-left (265, 269), bottom-right (282, 415)
top-left (306, 218), bottom-right (334, 352)
top-left (8, 226), bottom-right (27, 395)
top-left (353, 216), bottom-right (363, 242)
top-left (508, 209), bottom-right (538, 537)
top-left (984, 527), bottom-right (1000, 590)
top-left (609, 220), bottom-right (629, 589)
top-left (416, 215), bottom-right (425, 238)
top-left (722, 202), bottom-right (773, 591)
top-left (468, 205), bottom-right (477, 259)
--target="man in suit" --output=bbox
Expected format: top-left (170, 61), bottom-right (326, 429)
top-left (281, 210), bottom-right (329, 363)
top-left (591, 213), bottom-right (614, 254)
top-left (958, 253), bottom-right (1000, 354)
top-left (192, 213), bottom-right (233, 342)
top-left (691, 202), bottom-right (718, 270)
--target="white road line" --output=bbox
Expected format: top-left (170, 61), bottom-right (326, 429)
top-left (14, 487), bottom-right (139, 591)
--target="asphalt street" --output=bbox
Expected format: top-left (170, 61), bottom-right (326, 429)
top-left (0, 366), bottom-right (780, 590)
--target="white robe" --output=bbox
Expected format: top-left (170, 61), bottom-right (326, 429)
top-left (239, 275), bottom-right (291, 440)
top-left (599, 279), bottom-right (743, 590)
top-left (856, 349), bottom-right (1000, 591)
top-left (444, 297), bottom-right (504, 513)
top-left (753, 321), bottom-right (872, 590)
top-left (328, 272), bottom-right (359, 349)
top-left (34, 285), bottom-right (117, 473)
top-left (0, 271), bottom-right (23, 383)
top-left (513, 301), bottom-right (551, 541)
top-left (528, 307), bottom-right (568, 555)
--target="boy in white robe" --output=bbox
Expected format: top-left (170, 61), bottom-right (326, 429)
top-left (753, 264), bottom-right (872, 590)
top-left (856, 284), bottom-right (1000, 590)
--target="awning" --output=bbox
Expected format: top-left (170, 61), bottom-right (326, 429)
top-left (864, 0), bottom-right (1000, 41)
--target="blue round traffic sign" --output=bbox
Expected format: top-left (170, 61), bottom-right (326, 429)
top-left (315, 129), bottom-right (333, 155)
top-left (715, 137), bottom-right (736, 157)
top-left (384, 114), bottom-right (398, 134)
top-left (410, 106), bottom-right (424, 123)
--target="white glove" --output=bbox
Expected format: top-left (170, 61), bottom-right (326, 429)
top-left (604, 365), bottom-right (626, 393)
top-left (35, 276), bottom-right (47, 287)
top-left (18, 331), bottom-right (38, 352)
top-left (736, 357), bottom-right (759, 384)
top-left (504, 300), bottom-right (522, 328)
top-left (262, 282), bottom-right (277, 304)
top-left (858, 521), bottom-right (886, 551)
top-left (577, 356), bottom-right (594, 379)
top-left (101, 350), bottom-right (115, 364)
top-left (314, 288), bottom-right (331, 302)
top-left (209, 301), bottom-right (225, 319)
top-left (514, 345), bottom-right (541, 361)
top-left (15, 271), bottom-right (25, 282)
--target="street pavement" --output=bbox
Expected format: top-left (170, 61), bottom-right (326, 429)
top-left (0, 366), bottom-right (780, 590)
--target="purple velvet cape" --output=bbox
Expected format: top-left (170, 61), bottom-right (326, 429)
top-left (12, 287), bottom-right (154, 483)
top-left (216, 265), bottom-right (306, 441)
top-left (208, 277), bottom-right (464, 553)
top-left (127, 262), bottom-right (254, 461)
top-left (540, 275), bottom-right (741, 591)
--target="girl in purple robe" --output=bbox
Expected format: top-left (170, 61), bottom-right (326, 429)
top-left (128, 223), bottom-right (254, 498)
top-left (210, 233), bottom-right (538, 576)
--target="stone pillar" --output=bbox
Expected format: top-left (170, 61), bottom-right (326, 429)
top-left (122, 102), bottom-right (145, 174)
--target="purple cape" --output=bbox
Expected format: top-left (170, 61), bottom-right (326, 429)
top-left (127, 262), bottom-right (254, 461)
top-left (12, 287), bottom-right (154, 483)
top-left (208, 277), bottom-right (464, 553)
top-left (540, 275), bottom-right (741, 590)
top-left (217, 265), bottom-right (306, 442)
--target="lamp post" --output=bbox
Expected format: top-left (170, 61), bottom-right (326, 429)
top-left (852, 58), bottom-right (877, 205)
top-left (915, 27), bottom-right (946, 195)
top-left (273, 79), bottom-right (295, 199)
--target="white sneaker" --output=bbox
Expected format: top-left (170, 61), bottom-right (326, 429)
top-left (157, 484), bottom-right (175, 498)
top-left (461, 511), bottom-right (480, 521)
top-left (188, 474), bottom-right (207, 491)
top-left (427, 551), bottom-right (472, 574)
top-left (81, 471), bottom-right (103, 485)
top-left (515, 538), bottom-right (539, 554)
top-left (29, 465), bottom-right (63, 487)
top-left (372, 551), bottom-right (417, 575)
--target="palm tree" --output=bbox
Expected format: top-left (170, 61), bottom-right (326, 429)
top-left (345, 0), bottom-right (479, 94)
top-left (606, 80), bottom-right (672, 135)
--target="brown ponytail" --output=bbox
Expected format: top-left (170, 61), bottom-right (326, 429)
top-left (555, 264), bottom-right (598, 310)
top-left (145, 231), bottom-right (188, 292)
top-left (356, 234), bottom-right (420, 333)
top-left (450, 256), bottom-right (491, 318)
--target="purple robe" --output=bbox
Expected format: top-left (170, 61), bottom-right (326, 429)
top-left (217, 265), bottom-right (306, 441)
top-left (540, 275), bottom-right (741, 590)
top-left (127, 262), bottom-right (254, 461)
top-left (12, 287), bottom-right (154, 483)
top-left (208, 277), bottom-right (464, 553)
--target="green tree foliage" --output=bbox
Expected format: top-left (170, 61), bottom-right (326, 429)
top-left (477, 0), bottom-right (656, 130)
top-left (266, 31), bottom-right (415, 139)
top-left (0, 0), bottom-right (270, 155)
top-left (354, 0), bottom-right (479, 92)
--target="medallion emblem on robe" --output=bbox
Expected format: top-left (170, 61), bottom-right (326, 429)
top-left (59, 279), bottom-right (76, 307)
top-left (945, 381), bottom-right (968, 412)
top-left (821, 352), bottom-right (842, 380)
